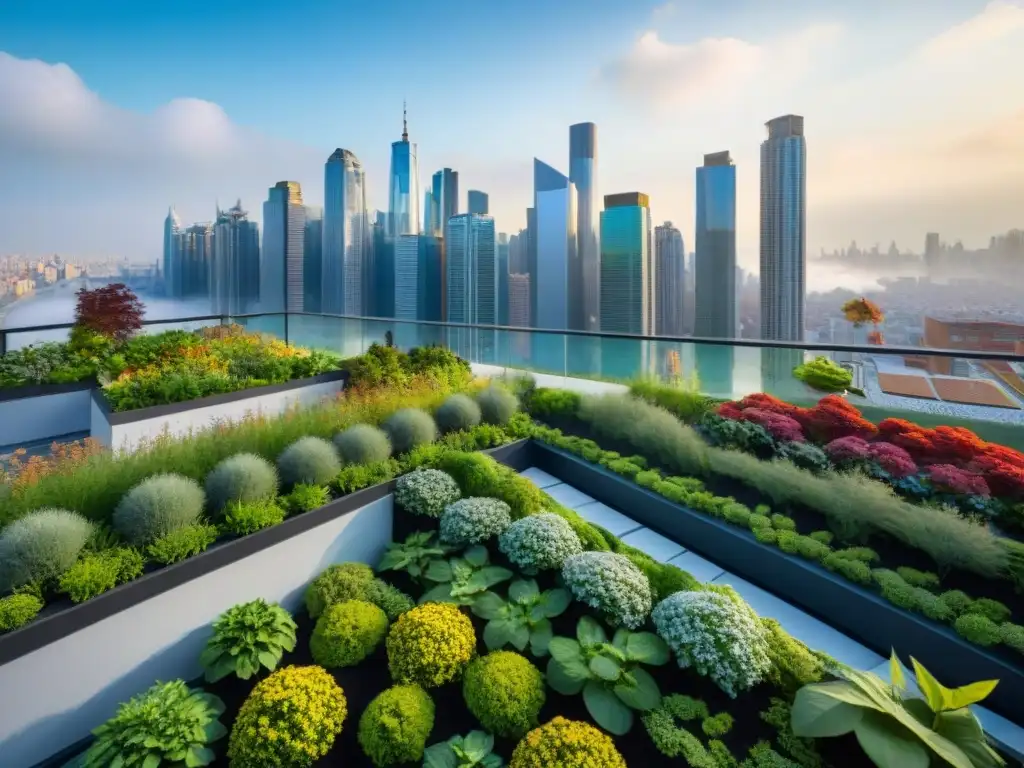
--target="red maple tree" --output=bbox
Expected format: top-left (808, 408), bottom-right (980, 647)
top-left (73, 283), bottom-right (145, 343)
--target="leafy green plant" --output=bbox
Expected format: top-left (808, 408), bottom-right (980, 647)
top-left (791, 650), bottom-right (1004, 768)
top-left (335, 458), bottom-right (399, 494)
top-left (281, 483), bottom-right (330, 515)
top-left (58, 547), bottom-right (144, 602)
top-left (204, 452), bottom-right (278, 514)
top-left (82, 680), bottom-right (227, 767)
top-left (418, 544), bottom-right (514, 607)
top-left (146, 523), bottom-right (219, 565)
top-left (377, 531), bottom-right (452, 583)
top-left (221, 498), bottom-right (286, 535)
top-left (424, 731), bottom-right (504, 768)
top-left (471, 578), bottom-right (571, 656)
top-left (200, 599), bottom-right (297, 682)
top-left (112, 473), bottom-right (206, 546)
top-left (0, 508), bottom-right (94, 592)
top-left (0, 593), bottom-right (43, 632)
top-left (793, 356), bottom-right (853, 393)
top-left (310, 599), bottom-right (388, 668)
top-left (546, 615), bottom-right (669, 735)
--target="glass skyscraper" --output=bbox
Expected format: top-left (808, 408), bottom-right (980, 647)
top-left (212, 200), bottom-right (260, 316)
top-left (394, 234), bottom-right (442, 322)
top-left (468, 190), bottom-right (489, 215)
top-left (497, 232), bottom-right (509, 326)
top-left (163, 206), bottom-right (180, 295)
top-left (262, 181), bottom-right (305, 313)
top-left (533, 159), bottom-right (577, 331)
top-left (654, 221), bottom-right (685, 337)
top-left (446, 214), bottom-right (497, 362)
top-left (388, 106), bottom-right (420, 237)
top-left (425, 168), bottom-right (459, 236)
top-left (759, 115), bottom-right (806, 342)
top-left (695, 151), bottom-right (737, 339)
top-left (173, 222), bottom-right (214, 299)
top-left (599, 193), bottom-right (652, 335)
top-left (323, 148), bottom-right (367, 316)
top-left (570, 122), bottom-right (600, 331)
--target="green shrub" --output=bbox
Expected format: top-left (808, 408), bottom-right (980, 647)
top-left (395, 468), bottom-right (461, 518)
top-left (310, 599), bottom-right (388, 668)
top-left (939, 590), bottom-right (975, 617)
top-left (955, 613), bottom-right (1001, 646)
top-left (776, 441), bottom-right (831, 473)
top-left (146, 523), bottom-right (219, 565)
top-left (641, 695), bottom-right (713, 761)
top-left (387, 602), bottom-right (477, 688)
top-left (112, 474), bottom-right (205, 546)
top-left (793, 355), bottom-right (853, 392)
top-left (436, 451), bottom-right (544, 519)
top-left (761, 618), bottom-right (827, 696)
top-left (200, 599), bottom-right (298, 682)
top-left (435, 393), bottom-right (482, 433)
top-left (722, 503), bottom-right (753, 527)
top-left (277, 436), bottom-right (341, 487)
top-left (628, 377), bottom-right (718, 424)
top-left (702, 712), bottom-right (734, 738)
top-left (966, 597), bottom-right (1011, 624)
top-left (832, 546), bottom-right (879, 563)
top-left (548, 506), bottom-right (612, 551)
top-left (509, 717), bottom-right (627, 768)
top-left (753, 527), bottom-right (779, 545)
top-left (334, 423), bottom-right (392, 464)
top-left (809, 530), bottom-right (834, 545)
top-left (83, 680), bottom-right (227, 768)
top-left (477, 385), bottom-right (519, 425)
top-left (58, 547), bottom-right (144, 603)
top-left (1001, 622), bottom-right (1024, 654)
top-left (0, 593), bottom-right (43, 632)
top-left (623, 552), bottom-right (700, 600)
top-left (358, 684), bottom-right (435, 767)
top-left (281, 483), bottom-right (330, 515)
top-left (872, 569), bottom-right (952, 621)
top-left (204, 453), bottom-right (278, 514)
top-left (793, 535), bottom-right (831, 561)
top-left (775, 530), bottom-right (800, 554)
top-left (0, 508), bottom-right (94, 591)
top-left (748, 513), bottom-right (772, 529)
top-left (463, 651), bottom-right (545, 739)
top-left (222, 498), bottom-right (286, 535)
top-left (771, 514), bottom-right (797, 531)
top-left (336, 459), bottom-right (399, 494)
top-left (364, 580), bottom-right (415, 621)
top-left (305, 561), bottom-right (376, 618)
top-left (439, 497), bottom-right (512, 547)
top-left (528, 387), bottom-right (581, 419)
top-left (821, 552), bottom-right (873, 585)
top-left (895, 567), bottom-right (940, 590)
top-left (384, 408), bottom-right (438, 454)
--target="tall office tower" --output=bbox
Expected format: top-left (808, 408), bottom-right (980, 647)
top-left (303, 206), bottom-right (323, 313)
top-left (422, 189), bottom-right (434, 233)
top-left (211, 200), bottom-right (260, 315)
top-left (388, 104), bottom-right (420, 237)
top-left (322, 148), bottom-right (367, 315)
top-left (570, 122), bottom-right (600, 331)
top-left (262, 181), bottom-right (306, 313)
top-left (426, 172), bottom-right (442, 236)
top-left (695, 151), bottom-right (737, 338)
top-left (163, 206), bottom-right (181, 296)
top-left (508, 230), bottom-right (527, 274)
top-left (497, 232), bottom-right (510, 325)
top-left (599, 193), bottom-right (652, 335)
top-left (508, 273), bottom-right (531, 327)
top-left (437, 169), bottom-right (459, 224)
top-left (759, 115), bottom-right (806, 341)
top-left (468, 190), bottom-right (489, 215)
top-left (533, 160), bottom-right (577, 330)
top-left (445, 214), bottom-right (496, 324)
top-left (173, 222), bottom-right (214, 298)
top-left (654, 221), bottom-right (685, 336)
top-left (364, 211), bottom-right (393, 317)
top-left (525, 207), bottom-right (537, 322)
top-left (394, 234), bottom-right (443, 322)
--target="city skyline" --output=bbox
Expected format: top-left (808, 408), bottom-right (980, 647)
top-left (1, 0), bottom-right (1022, 277)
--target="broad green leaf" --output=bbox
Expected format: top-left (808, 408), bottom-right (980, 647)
top-left (546, 657), bottom-right (588, 695)
top-left (614, 666), bottom-right (662, 711)
top-left (419, 583), bottom-right (456, 604)
top-left (889, 650), bottom-right (907, 691)
top-left (508, 623), bottom-right (530, 651)
top-left (548, 637), bottom-right (583, 665)
top-left (463, 730), bottom-right (493, 757)
top-left (945, 680), bottom-right (1000, 711)
top-left (204, 720), bottom-right (228, 742)
top-left (470, 566), bottom-right (514, 590)
top-left (464, 545), bottom-right (489, 567)
top-left (425, 559), bottom-right (453, 583)
top-left (481, 755), bottom-right (503, 768)
top-left (198, 645), bottom-right (222, 668)
top-left (903, 698), bottom-right (934, 728)
top-left (509, 579), bottom-right (539, 603)
top-left (911, 657), bottom-right (949, 713)
top-left (541, 587), bottom-right (571, 617)
top-left (584, 680), bottom-right (634, 735)
top-left (625, 632), bottom-right (670, 666)
top-left (933, 709), bottom-right (1005, 768)
top-left (484, 619), bottom-right (514, 651)
top-left (854, 709), bottom-right (930, 768)
top-left (611, 628), bottom-right (629, 652)
top-left (471, 591), bottom-right (507, 620)
top-left (451, 558), bottom-right (474, 581)
top-left (142, 755), bottom-right (161, 768)
top-left (589, 654), bottom-right (622, 682)
top-left (377, 549), bottom-right (405, 571)
top-left (423, 743), bottom-right (458, 768)
top-left (257, 650), bottom-right (280, 671)
top-left (530, 620), bottom-right (554, 656)
top-left (791, 684), bottom-right (867, 737)
top-left (577, 616), bottom-right (607, 647)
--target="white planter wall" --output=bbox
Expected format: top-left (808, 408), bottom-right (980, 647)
top-left (0, 494), bottom-right (392, 768)
top-left (0, 388), bottom-right (92, 449)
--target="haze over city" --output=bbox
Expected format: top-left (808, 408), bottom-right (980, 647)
top-left (2, 0), bottom-right (1023, 290)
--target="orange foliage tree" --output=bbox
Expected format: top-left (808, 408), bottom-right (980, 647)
top-left (842, 297), bottom-right (885, 345)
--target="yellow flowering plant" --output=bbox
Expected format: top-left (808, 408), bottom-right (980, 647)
top-left (509, 716), bottom-right (628, 768)
top-left (386, 602), bottom-right (476, 688)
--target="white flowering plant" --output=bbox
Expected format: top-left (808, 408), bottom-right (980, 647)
top-left (561, 551), bottom-right (653, 629)
top-left (651, 585), bottom-right (770, 697)
top-left (439, 497), bottom-right (512, 547)
top-left (498, 513), bottom-right (583, 575)
top-left (394, 469), bottom-right (461, 518)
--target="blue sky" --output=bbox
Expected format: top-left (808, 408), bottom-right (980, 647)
top-left (1, 0), bottom-right (1022, 281)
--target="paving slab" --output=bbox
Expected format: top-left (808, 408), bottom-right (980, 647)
top-left (543, 482), bottom-right (596, 510)
top-left (518, 467), bottom-right (561, 489)
top-left (574, 501), bottom-right (643, 537)
top-left (668, 550), bottom-right (728, 584)
top-left (621, 527), bottom-right (686, 563)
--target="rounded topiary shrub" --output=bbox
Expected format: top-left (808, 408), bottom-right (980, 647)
top-left (394, 469), bottom-right (461, 518)
top-left (310, 600), bottom-right (389, 668)
top-left (304, 562), bottom-right (376, 619)
top-left (0, 508), bottom-right (93, 592)
top-left (477, 385), bottom-right (519, 426)
top-left (112, 474), bottom-right (205, 547)
top-left (358, 684), bottom-right (435, 767)
top-left (204, 453), bottom-right (278, 514)
top-left (499, 513), bottom-right (583, 575)
top-left (364, 579), bottom-right (416, 622)
top-left (387, 603), bottom-right (476, 688)
top-left (384, 408), bottom-right (438, 454)
top-left (227, 665), bottom-right (347, 765)
top-left (277, 436), bottom-right (341, 487)
top-left (464, 651), bottom-right (545, 739)
top-left (434, 394), bottom-right (482, 434)
top-left (509, 716), bottom-right (627, 768)
top-left (439, 497), bottom-right (512, 547)
top-left (334, 424), bottom-right (392, 465)
top-left (0, 593), bottom-right (44, 632)
top-left (561, 551), bottom-right (653, 629)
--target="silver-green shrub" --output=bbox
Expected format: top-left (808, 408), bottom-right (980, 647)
top-left (394, 469), bottom-right (461, 518)
top-left (384, 408), bottom-right (438, 454)
top-left (112, 474), bottom-right (206, 546)
top-left (204, 453), bottom-right (279, 514)
top-left (334, 424), bottom-right (392, 464)
top-left (0, 508), bottom-right (94, 591)
top-left (477, 386), bottom-right (519, 426)
top-left (561, 551), bottom-right (653, 629)
top-left (440, 498), bottom-right (512, 547)
top-left (434, 394), bottom-right (482, 434)
top-left (276, 436), bottom-right (341, 487)
top-left (498, 513), bottom-right (583, 575)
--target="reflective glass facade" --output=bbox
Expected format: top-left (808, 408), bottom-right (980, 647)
top-left (394, 234), bottom-right (443, 323)
top-left (303, 206), bottom-right (322, 314)
top-left (534, 159), bottom-right (577, 331)
top-left (389, 129), bottom-right (420, 237)
top-left (212, 201), bottom-right (260, 316)
top-left (262, 181), bottom-right (305, 313)
top-left (497, 232), bottom-right (509, 326)
top-left (695, 152), bottom-right (737, 339)
top-left (468, 190), bottom-right (489, 215)
top-left (570, 122), bottom-right (600, 331)
top-left (654, 221), bottom-right (685, 337)
top-left (600, 194), bottom-right (652, 335)
top-left (323, 149), bottom-right (367, 315)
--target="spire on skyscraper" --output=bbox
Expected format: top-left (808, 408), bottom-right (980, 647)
top-left (402, 100), bottom-right (408, 142)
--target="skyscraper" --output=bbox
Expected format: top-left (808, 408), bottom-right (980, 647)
top-left (163, 206), bottom-right (181, 296)
top-left (394, 234), bottom-right (442, 322)
top-left (533, 159), bottom-right (577, 330)
top-left (654, 221), bottom-right (685, 337)
top-left (508, 273), bottom-right (531, 328)
top-left (759, 115), bottom-right (806, 341)
top-left (496, 232), bottom-right (510, 326)
top-left (212, 200), bottom-right (260, 316)
top-left (525, 207), bottom-right (537, 322)
top-left (262, 181), bottom-right (306, 313)
top-left (366, 212), bottom-right (394, 317)
top-left (445, 214), bottom-right (496, 325)
top-left (323, 148), bottom-right (367, 315)
top-left (173, 222), bottom-right (214, 299)
top-left (438, 169), bottom-right (459, 224)
top-left (695, 151), bottom-right (737, 339)
top-left (600, 193), bottom-right (652, 335)
top-left (570, 122), bottom-right (600, 331)
top-left (388, 104), bottom-right (420, 237)
top-left (303, 206), bottom-right (323, 313)
top-left (468, 190), bottom-right (489, 215)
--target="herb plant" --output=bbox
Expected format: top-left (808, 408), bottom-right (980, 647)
top-left (200, 599), bottom-right (298, 682)
top-left (418, 544), bottom-right (514, 607)
top-left (424, 731), bottom-right (504, 768)
top-left (377, 530), bottom-right (452, 583)
top-left (470, 578), bottom-right (571, 656)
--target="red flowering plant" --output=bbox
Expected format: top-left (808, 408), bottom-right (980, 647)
top-left (968, 456), bottom-right (1024, 500)
top-left (867, 442), bottom-right (918, 478)
top-left (739, 408), bottom-right (805, 443)
top-left (801, 395), bottom-right (877, 443)
top-left (824, 436), bottom-right (871, 465)
top-left (927, 464), bottom-right (991, 498)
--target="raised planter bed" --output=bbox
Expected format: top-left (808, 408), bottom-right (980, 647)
top-left (0, 381), bottom-right (94, 449)
top-left (0, 440), bottom-right (532, 768)
top-left (89, 370), bottom-right (349, 452)
top-left (530, 440), bottom-right (1024, 726)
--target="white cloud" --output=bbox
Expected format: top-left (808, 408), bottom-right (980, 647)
top-left (916, 0), bottom-right (1024, 62)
